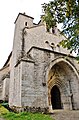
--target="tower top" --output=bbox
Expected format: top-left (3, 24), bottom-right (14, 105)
top-left (14, 13), bottom-right (34, 24)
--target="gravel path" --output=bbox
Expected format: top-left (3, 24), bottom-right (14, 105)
top-left (0, 118), bottom-right (5, 120)
top-left (51, 110), bottom-right (79, 120)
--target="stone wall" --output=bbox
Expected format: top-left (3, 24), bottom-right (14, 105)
top-left (24, 25), bottom-right (70, 55)
top-left (2, 77), bottom-right (10, 101)
top-left (0, 65), bottom-right (10, 101)
top-left (9, 62), bottom-right (22, 107)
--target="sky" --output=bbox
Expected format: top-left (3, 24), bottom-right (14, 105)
top-left (0, 0), bottom-right (50, 69)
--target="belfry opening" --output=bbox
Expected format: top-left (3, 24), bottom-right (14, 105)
top-left (51, 85), bottom-right (62, 109)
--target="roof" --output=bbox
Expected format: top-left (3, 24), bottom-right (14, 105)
top-left (14, 13), bottom-right (34, 24)
top-left (3, 51), bottom-right (12, 67)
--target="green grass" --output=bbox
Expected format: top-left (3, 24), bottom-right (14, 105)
top-left (2, 112), bottom-right (53, 120)
top-left (0, 104), bottom-right (54, 120)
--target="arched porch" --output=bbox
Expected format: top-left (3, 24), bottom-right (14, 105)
top-left (47, 58), bottom-right (79, 111)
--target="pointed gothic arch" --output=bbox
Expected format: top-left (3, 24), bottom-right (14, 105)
top-left (47, 57), bottom-right (79, 110)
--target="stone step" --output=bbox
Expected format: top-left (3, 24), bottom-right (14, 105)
top-left (51, 110), bottom-right (79, 120)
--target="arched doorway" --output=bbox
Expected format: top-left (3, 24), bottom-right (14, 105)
top-left (51, 85), bottom-right (62, 109)
top-left (47, 58), bottom-right (79, 110)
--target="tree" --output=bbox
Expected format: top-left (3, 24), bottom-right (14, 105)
top-left (42, 0), bottom-right (79, 54)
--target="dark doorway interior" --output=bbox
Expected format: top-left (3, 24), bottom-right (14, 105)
top-left (51, 85), bottom-right (62, 109)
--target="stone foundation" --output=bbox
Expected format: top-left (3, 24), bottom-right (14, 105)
top-left (10, 106), bottom-right (49, 113)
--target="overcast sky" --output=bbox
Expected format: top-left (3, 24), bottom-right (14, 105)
top-left (0, 0), bottom-right (50, 68)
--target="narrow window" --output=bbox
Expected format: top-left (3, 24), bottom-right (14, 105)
top-left (45, 41), bottom-right (49, 44)
top-left (25, 22), bottom-right (27, 26)
top-left (52, 28), bottom-right (55, 34)
top-left (51, 43), bottom-right (54, 46)
top-left (57, 44), bottom-right (60, 47)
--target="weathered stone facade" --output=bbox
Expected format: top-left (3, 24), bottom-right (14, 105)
top-left (0, 13), bottom-right (79, 112)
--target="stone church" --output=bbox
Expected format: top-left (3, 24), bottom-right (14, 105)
top-left (0, 13), bottom-right (79, 112)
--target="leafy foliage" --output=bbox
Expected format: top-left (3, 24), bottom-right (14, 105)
top-left (42, 0), bottom-right (79, 53)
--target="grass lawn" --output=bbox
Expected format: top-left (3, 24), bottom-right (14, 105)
top-left (0, 104), bottom-right (54, 120)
